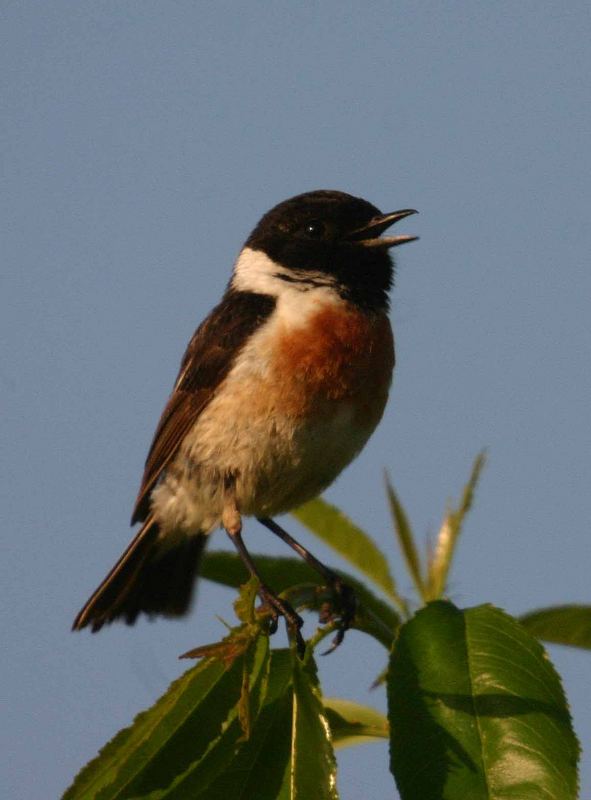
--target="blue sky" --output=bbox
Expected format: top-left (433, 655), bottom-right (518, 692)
top-left (2, 3), bottom-right (590, 798)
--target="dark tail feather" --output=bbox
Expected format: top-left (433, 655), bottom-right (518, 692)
top-left (72, 517), bottom-right (207, 632)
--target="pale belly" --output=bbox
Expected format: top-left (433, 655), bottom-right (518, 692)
top-left (151, 385), bottom-right (387, 535)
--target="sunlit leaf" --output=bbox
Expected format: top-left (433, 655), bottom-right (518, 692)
top-left (63, 633), bottom-right (269, 800)
top-left (206, 649), bottom-right (341, 800)
top-left (233, 574), bottom-right (261, 623)
top-left (388, 601), bottom-right (579, 800)
top-left (384, 473), bottom-right (424, 604)
top-left (520, 604), bottom-right (591, 650)
top-left (426, 451), bottom-right (486, 599)
top-left (194, 650), bottom-right (294, 800)
top-left (286, 655), bottom-right (339, 799)
top-left (163, 637), bottom-right (270, 798)
top-left (292, 497), bottom-right (400, 604)
top-left (323, 698), bottom-right (388, 748)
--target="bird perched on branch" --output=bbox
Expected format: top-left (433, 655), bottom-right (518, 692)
top-left (73, 190), bottom-right (417, 654)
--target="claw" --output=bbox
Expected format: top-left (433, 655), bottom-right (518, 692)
top-left (258, 584), bottom-right (306, 658)
top-left (319, 578), bottom-right (357, 654)
top-left (267, 614), bottom-right (279, 635)
top-left (321, 627), bottom-right (345, 657)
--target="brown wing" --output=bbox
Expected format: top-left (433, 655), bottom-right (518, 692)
top-left (131, 290), bottom-right (276, 524)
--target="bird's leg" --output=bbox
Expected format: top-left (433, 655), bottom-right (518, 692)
top-left (257, 516), bottom-right (357, 654)
top-left (222, 491), bottom-right (305, 656)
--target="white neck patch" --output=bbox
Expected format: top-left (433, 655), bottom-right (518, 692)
top-left (231, 246), bottom-right (342, 326)
top-left (231, 247), bottom-right (337, 297)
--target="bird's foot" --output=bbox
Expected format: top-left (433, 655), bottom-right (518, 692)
top-left (319, 577), bottom-right (357, 656)
top-left (258, 584), bottom-right (306, 658)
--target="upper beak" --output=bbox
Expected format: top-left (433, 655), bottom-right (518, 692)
top-left (349, 209), bottom-right (418, 248)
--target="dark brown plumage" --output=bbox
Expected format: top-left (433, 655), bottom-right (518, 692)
top-left (131, 291), bottom-right (276, 524)
top-left (73, 517), bottom-right (207, 631)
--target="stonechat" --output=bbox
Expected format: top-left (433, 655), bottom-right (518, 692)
top-left (73, 190), bottom-right (417, 654)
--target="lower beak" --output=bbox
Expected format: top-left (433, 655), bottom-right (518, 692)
top-left (350, 208), bottom-right (418, 248)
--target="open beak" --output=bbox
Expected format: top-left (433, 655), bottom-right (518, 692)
top-left (349, 208), bottom-right (418, 248)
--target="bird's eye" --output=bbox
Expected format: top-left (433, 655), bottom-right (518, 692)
top-left (303, 220), bottom-right (327, 238)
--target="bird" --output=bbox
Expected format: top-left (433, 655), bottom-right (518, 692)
top-left (72, 190), bottom-right (417, 654)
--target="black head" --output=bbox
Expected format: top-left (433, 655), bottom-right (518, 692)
top-left (244, 190), bottom-right (417, 311)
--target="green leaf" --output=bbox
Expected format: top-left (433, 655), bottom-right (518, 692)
top-left (426, 451), bottom-right (486, 600)
top-left (201, 551), bottom-right (401, 650)
top-left (286, 655), bottom-right (339, 799)
top-left (193, 650), bottom-right (294, 800)
top-left (63, 632), bottom-right (269, 800)
top-left (292, 497), bottom-right (400, 604)
top-left (384, 473), bottom-right (424, 603)
top-left (203, 649), bottom-right (340, 800)
top-left (164, 636), bottom-right (270, 799)
top-left (201, 549), bottom-right (305, 591)
top-left (388, 601), bottom-right (579, 800)
top-left (323, 698), bottom-right (388, 748)
top-left (520, 604), bottom-right (591, 650)
top-left (233, 574), bottom-right (261, 624)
